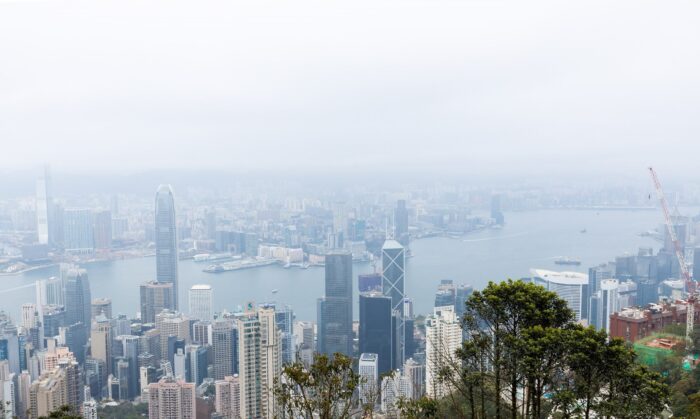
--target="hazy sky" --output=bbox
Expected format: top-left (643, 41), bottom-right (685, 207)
top-left (1, 0), bottom-right (699, 178)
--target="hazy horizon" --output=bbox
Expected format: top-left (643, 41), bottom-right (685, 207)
top-left (2, 0), bottom-right (700, 179)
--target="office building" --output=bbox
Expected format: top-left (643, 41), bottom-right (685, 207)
top-left (192, 321), bottom-right (212, 345)
top-left (317, 252), bottom-right (353, 357)
top-left (382, 240), bottom-right (406, 367)
top-left (42, 305), bottom-right (66, 339)
top-left (531, 269), bottom-right (588, 321)
top-left (359, 292), bottom-right (393, 375)
top-left (91, 298), bottom-right (112, 320)
top-left (490, 194), bottom-right (505, 225)
top-left (358, 353), bottom-right (378, 405)
top-left (155, 311), bottom-right (190, 363)
top-left (599, 279), bottom-right (620, 333)
top-left (425, 306), bottom-right (461, 399)
top-left (188, 285), bottom-right (213, 322)
top-left (404, 358), bottom-right (423, 399)
top-left (93, 210), bottom-right (112, 250)
top-left (63, 209), bottom-right (94, 254)
top-left (62, 266), bottom-right (91, 331)
top-left (147, 377), bottom-right (195, 419)
top-left (21, 303), bottom-right (37, 331)
top-left (215, 375), bottom-right (240, 419)
top-left (358, 273), bottom-right (382, 293)
top-left (381, 372), bottom-right (412, 413)
top-left (35, 169), bottom-right (52, 245)
top-left (90, 317), bottom-right (112, 377)
top-left (185, 344), bottom-right (208, 386)
top-left (140, 281), bottom-right (174, 324)
top-left (60, 322), bottom-right (87, 364)
top-left (211, 318), bottom-right (237, 380)
top-left (694, 247), bottom-right (700, 282)
top-left (394, 200), bottom-right (409, 246)
top-left (155, 185), bottom-right (179, 310)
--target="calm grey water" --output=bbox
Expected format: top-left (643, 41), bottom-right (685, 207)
top-left (0, 209), bottom-right (667, 322)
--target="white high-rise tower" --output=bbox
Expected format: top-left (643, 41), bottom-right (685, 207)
top-left (188, 284), bottom-right (213, 321)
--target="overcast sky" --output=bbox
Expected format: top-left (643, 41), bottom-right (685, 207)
top-left (1, 0), bottom-right (699, 179)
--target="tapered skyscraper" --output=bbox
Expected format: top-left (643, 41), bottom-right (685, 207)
top-left (155, 185), bottom-right (179, 310)
top-left (382, 239), bottom-right (406, 368)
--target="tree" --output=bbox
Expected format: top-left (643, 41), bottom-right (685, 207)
top-left (463, 279), bottom-right (574, 419)
top-left (274, 352), bottom-right (360, 419)
top-left (38, 405), bottom-right (82, 419)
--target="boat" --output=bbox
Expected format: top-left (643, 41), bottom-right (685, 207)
top-left (554, 257), bottom-right (581, 266)
top-left (272, 289), bottom-right (278, 294)
top-left (580, 228), bottom-right (587, 233)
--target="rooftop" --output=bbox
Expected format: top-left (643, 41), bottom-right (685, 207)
top-left (530, 269), bottom-right (588, 286)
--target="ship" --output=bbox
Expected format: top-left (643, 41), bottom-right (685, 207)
top-left (554, 257), bottom-right (581, 266)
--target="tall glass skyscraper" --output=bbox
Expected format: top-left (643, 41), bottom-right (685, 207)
top-left (359, 292), bottom-right (392, 375)
top-left (382, 240), bottom-right (405, 367)
top-left (62, 265), bottom-right (91, 331)
top-left (317, 252), bottom-right (353, 357)
top-left (155, 185), bottom-right (179, 310)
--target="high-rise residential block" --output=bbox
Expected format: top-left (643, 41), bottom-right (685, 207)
top-left (215, 375), bottom-right (240, 419)
top-left (147, 377), bottom-right (195, 419)
top-left (425, 306), bottom-right (461, 399)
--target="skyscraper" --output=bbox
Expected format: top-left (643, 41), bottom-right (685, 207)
top-left (358, 353), bottom-right (379, 405)
top-left (359, 293), bottom-right (393, 375)
top-left (35, 166), bottom-right (52, 246)
top-left (215, 375), bottom-right (240, 419)
top-left (93, 210), bottom-right (112, 251)
top-left (62, 266), bottom-right (91, 332)
top-left (236, 306), bottom-right (281, 419)
top-left (425, 306), bottom-right (461, 399)
top-left (91, 298), bottom-right (112, 320)
top-left (382, 240), bottom-right (406, 367)
top-left (211, 318), bottom-right (237, 380)
top-left (694, 247), bottom-right (700, 282)
top-left (155, 311), bottom-right (190, 363)
top-left (317, 252), bottom-right (353, 357)
top-left (403, 358), bottom-right (423, 400)
top-left (140, 281), bottom-right (174, 324)
top-left (531, 269), bottom-right (588, 321)
top-left (260, 303), bottom-right (294, 365)
top-left (394, 200), bottom-right (409, 246)
top-left (63, 209), bottom-right (95, 254)
top-left (155, 185), bottom-right (179, 310)
top-left (188, 284), bottom-right (213, 321)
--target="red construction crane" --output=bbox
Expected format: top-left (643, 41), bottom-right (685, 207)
top-left (648, 167), bottom-right (695, 346)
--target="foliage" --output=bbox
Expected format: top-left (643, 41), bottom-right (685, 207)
top-left (38, 405), bottom-right (82, 419)
top-left (414, 279), bottom-right (671, 419)
top-left (274, 352), bottom-right (360, 419)
top-left (98, 402), bottom-right (149, 419)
